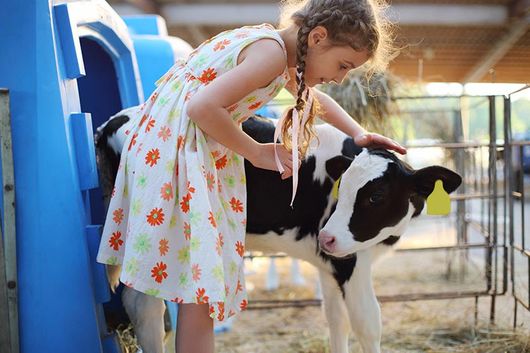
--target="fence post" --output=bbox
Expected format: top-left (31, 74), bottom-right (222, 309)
top-left (454, 108), bottom-right (467, 278)
top-left (0, 88), bottom-right (19, 353)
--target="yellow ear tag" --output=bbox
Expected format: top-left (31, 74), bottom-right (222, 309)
top-left (426, 179), bottom-right (451, 215)
top-left (332, 176), bottom-right (342, 200)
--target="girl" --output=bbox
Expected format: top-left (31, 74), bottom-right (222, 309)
top-left (97, 0), bottom-right (406, 352)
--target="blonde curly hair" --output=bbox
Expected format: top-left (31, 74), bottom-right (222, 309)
top-left (278, 0), bottom-right (395, 154)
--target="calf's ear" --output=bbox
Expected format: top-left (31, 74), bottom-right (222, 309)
top-left (325, 155), bottom-right (353, 181)
top-left (412, 166), bottom-right (462, 197)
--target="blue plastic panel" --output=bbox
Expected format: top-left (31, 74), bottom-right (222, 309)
top-left (124, 15), bottom-right (168, 36)
top-left (69, 112), bottom-right (99, 190)
top-left (54, 4), bottom-right (86, 78)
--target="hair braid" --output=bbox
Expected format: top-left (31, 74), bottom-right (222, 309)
top-left (280, 19), bottom-right (315, 155)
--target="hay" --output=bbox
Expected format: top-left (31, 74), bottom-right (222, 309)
top-left (115, 323), bottom-right (140, 353)
top-left (116, 220), bottom-right (530, 353)
top-left (318, 71), bottom-right (400, 135)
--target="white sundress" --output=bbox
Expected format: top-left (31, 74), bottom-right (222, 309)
top-left (96, 23), bottom-right (290, 321)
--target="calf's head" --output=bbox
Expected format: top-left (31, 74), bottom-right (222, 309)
top-left (318, 149), bottom-right (461, 258)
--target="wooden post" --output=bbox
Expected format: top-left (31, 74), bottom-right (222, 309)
top-left (0, 88), bottom-right (19, 353)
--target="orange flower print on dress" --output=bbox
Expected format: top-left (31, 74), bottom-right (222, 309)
top-left (206, 172), bottom-right (215, 192)
top-left (213, 39), bottom-right (231, 51)
top-left (196, 288), bottom-right (209, 304)
top-left (145, 117), bottom-right (156, 133)
top-left (215, 155), bottom-right (228, 170)
top-left (183, 222), bottom-right (191, 240)
top-left (248, 101), bottom-right (263, 110)
top-left (138, 114), bottom-right (148, 128)
top-left (184, 72), bottom-right (196, 82)
top-left (157, 126), bottom-right (171, 142)
top-left (147, 208), bottom-right (165, 226)
top-left (208, 212), bottom-right (217, 228)
top-left (216, 233), bottom-right (224, 256)
top-left (177, 135), bottom-right (185, 150)
top-left (160, 182), bottom-right (174, 201)
top-left (113, 208), bottom-right (124, 224)
top-left (149, 92), bottom-right (159, 103)
top-left (180, 193), bottom-right (191, 213)
top-left (235, 241), bottom-right (245, 257)
top-left (235, 279), bottom-right (243, 294)
top-left (109, 231), bottom-right (123, 251)
top-left (217, 302), bottom-right (225, 321)
top-left (192, 263), bottom-right (202, 281)
top-left (145, 148), bottom-right (160, 167)
top-left (128, 133), bottom-right (138, 151)
top-left (151, 262), bottom-right (168, 283)
top-left (240, 299), bottom-right (248, 311)
top-left (198, 68), bottom-right (217, 85)
top-left (159, 238), bottom-right (169, 256)
top-left (230, 197), bottom-right (244, 213)
top-left (171, 297), bottom-right (184, 304)
top-left (187, 181), bottom-right (196, 194)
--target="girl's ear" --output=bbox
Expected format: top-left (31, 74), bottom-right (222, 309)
top-left (308, 26), bottom-right (328, 47)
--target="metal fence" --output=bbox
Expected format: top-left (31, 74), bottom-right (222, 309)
top-left (247, 90), bottom-right (530, 327)
top-left (506, 86), bottom-right (530, 328)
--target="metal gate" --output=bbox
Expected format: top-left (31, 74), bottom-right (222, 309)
top-left (506, 85), bottom-right (530, 328)
top-left (247, 88), bottom-right (530, 327)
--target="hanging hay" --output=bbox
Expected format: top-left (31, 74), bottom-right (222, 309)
top-left (318, 71), bottom-right (401, 135)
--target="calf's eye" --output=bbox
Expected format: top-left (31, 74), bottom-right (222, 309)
top-left (369, 193), bottom-right (384, 204)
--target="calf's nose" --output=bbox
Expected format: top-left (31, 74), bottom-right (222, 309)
top-left (318, 230), bottom-right (336, 253)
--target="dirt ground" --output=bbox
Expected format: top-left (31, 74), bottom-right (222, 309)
top-left (120, 215), bottom-right (530, 353)
top-left (213, 215), bottom-right (530, 353)
top-left (212, 254), bottom-right (530, 353)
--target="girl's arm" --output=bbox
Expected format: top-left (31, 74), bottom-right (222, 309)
top-left (186, 38), bottom-right (296, 177)
top-left (284, 70), bottom-right (406, 154)
top-left (314, 89), bottom-right (406, 154)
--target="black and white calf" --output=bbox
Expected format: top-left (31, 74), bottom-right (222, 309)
top-left (96, 114), bottom-right (461, 353)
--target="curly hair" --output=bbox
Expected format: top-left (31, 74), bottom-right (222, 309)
top-left (278, 0), bottom-right (395, 155)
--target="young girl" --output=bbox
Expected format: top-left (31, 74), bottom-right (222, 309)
top-left (97, 0), bottom-right (405, 352)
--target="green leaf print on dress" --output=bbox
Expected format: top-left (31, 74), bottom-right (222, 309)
top-left (131, 199), bottom-right (142, 216)
top-left (125, 258), bottom-right (140, 277)
top-left (178, 246), bottom-right (190, 264)
top-left (133, 233), bottom-right (152, 255)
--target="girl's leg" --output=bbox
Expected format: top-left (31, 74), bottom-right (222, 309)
top-left (175, 303), bottom-right (214, 353)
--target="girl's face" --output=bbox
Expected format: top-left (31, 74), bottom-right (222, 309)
top-left (303, 26), bottom-right (371, 87)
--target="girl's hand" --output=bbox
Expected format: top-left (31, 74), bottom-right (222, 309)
top-left (354, 132), bottom-right (407, 155)
top-left (249, 143), bottom-right (298, 180)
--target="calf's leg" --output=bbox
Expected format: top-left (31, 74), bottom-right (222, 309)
top-left (122, 286), bottom-right (166, 353)
top-left (343, 250), bottom-right (381, 353)
top-left (319, 270), bottom-right (350, 353)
